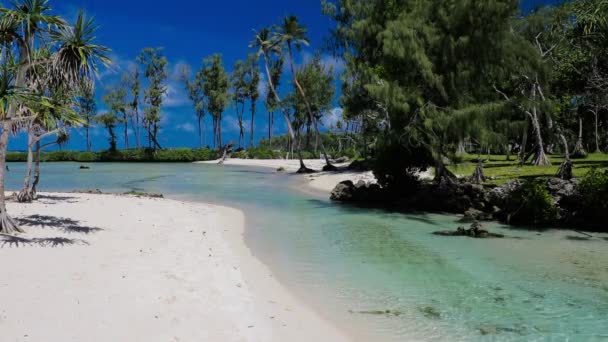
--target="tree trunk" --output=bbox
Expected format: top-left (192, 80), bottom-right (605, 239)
top-left (529, 85), bottom-right (551, 166)
top-left (218, 113), bottom-right (223, 150)
top-left (594, 110), bottom-right (600, 153)
top-left (250, 99), bottom-right (256, 149)
top-left (261, 50), bottom-right (311, 172)
top-left (30, 140), bottom-right (41, 196)
top-left (218, 143), bottom-right (235, 165)
top-left (557, 133), bottom-right (573, 180)
top-left (86, 120), bottom-right (91, 152)
top-left (286, 42), bottom-right (335, 171)
top-left (124, 112), bottom-right (129, 149)
top-left (573, 116), bottom-right (587, 158)
top-left (0, 122), bottom-right (23, 234)
top-left (198, 116), bottom-right (203, 148)
top-left (135, 107), bottom-right (141, 148)
top-left (471, 162), bottom-right (486, 184)
top-left (17, 128), bottom-right (35, 203)
top-left (268, 111), bottom-right (272, 143)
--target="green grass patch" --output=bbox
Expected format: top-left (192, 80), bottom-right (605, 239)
top-left (447, 153), bottom-right (608, 184)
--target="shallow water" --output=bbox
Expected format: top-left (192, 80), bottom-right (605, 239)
top-left (7, 162), bottom-right (608, 341)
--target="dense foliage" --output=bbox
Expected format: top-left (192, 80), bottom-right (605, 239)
top-left (506, 181), bottom-right (560, 225)
top-left (577, 168), bottom-right (608, 223)
top-left (322, 0), bottom-right (608, 188)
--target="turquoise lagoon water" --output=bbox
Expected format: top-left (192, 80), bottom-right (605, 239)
top-left (6, 162), bottom-right (608, 341)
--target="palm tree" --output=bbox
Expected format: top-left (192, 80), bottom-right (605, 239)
top-left (250, 27), bottom-right (313, 172)
top-left (273, 16), bottom-right (336, 171)
top-left (245, 54), bottom-right (260, 149)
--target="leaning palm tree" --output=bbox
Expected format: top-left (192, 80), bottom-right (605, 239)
top-left (273, 16), bottom-right (337, 171)
top-left (250, 27), bottom-right (313, 173)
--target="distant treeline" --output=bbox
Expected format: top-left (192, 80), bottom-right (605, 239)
top-left (6, 148), bottom-right (220, 163)
top-left (5, 144), bottom-right (356, 163)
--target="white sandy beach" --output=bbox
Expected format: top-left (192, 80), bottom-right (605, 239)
top-left (199, 158), bottom-right (378, 193)
top-left (0, 193), bottom-right (349, 342)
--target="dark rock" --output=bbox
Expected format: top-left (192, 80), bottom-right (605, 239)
top-left (322, 163), bottom-right (339, 172)
top-left (347, 160), bottom-right (371, 171)
top-left (433, 221), bottom-right (504, 239)
top-left (460, 208), bottom-right (492, 223)
top-left (330, 181), bottom-right (355, 202)
top-left (82, 189), bottom-right (102, 194)
top-left (79, 165), bottom-right (91, 170)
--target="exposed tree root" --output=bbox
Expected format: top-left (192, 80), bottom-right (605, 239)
top-left (297, 166), bottom-right (317, 174)
top-left (322, 163), bottom-right (339, 172)
top-left (470, 162), bottom-right (486, 184)
top-left (434, 163), bottom-right (458, 184)
top-left (572, 139), bottom-right (587, 158)
top-left (17, 189), bottom-right (35, 203)
top-left (531, 149), bottom-right (552, 166)
top-left (0, 212), bottom-right (24, 235)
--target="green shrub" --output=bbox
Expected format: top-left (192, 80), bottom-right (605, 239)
top-left (507, 181), bottom-right (559, 226)
top-left (578, 168), bottom-right (608, 223)
top-left (154, 148), bottom-right (194, 162)
top-left (7, 152), bottom-right (27, 162)
top-left (192, 148), bottom-right (217, 161)
top-left (230, 150), bottom-right (248, 159)
top-left (372, 140), bottom-right (432, 191)
top-left (74, 152), bottom-right (96, 162)
top-left (249, 148), bottom-right (277, 159)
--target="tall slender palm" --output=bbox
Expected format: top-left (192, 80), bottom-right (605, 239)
top-left (250, 27), bottom-right (312, 172)
top-left (246, 54), bottom-right (260, 149)
top-left (273, 16), bottom-right (336, 170)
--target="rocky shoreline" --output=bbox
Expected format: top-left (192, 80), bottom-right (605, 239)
top-left (330, 176), bottom-right (597, 230)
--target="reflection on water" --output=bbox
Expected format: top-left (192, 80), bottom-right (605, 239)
top-left (7, 162), bottom-right (608, 341)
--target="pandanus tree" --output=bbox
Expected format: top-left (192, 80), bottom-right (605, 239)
top-left (17, 82), bottom-right (82, 203)
top-left (250, 27), bottom-right (312, 172)
top-left (0, 2), bottom-right (109, 234)
top-left (274, 16), bottom-right (336, 171)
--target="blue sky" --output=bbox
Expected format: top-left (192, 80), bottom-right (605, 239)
top-left (9, 0), bottom-right (560, 151)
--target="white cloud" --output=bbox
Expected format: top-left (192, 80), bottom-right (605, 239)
top-left (298, 52), bottom-right (345, 75)
top-left (321, 55), bottom-right (345, 74)
top-left (323, 107), bottom-right (344, 130)
top-left (163, 81), bottom-right (190, 108)
top-left (257, 74), bottom-right (268, 98)
top-left (97, 53), bottom-right (137, 81)
top-left (177, 122), bottom-right (196, 133)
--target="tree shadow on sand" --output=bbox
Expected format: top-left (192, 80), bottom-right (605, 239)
top-left (16, 215), bottom-right (103, 235)
top-left (0, 234), bottom-right (89, 248)
top-left (35, 194), bottom-right (80, 204)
